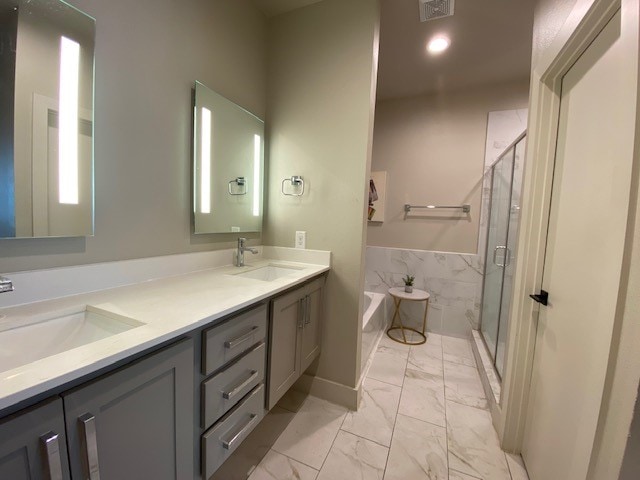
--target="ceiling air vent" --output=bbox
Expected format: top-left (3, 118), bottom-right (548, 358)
top-left (419, 0), bottom-right (455, 22)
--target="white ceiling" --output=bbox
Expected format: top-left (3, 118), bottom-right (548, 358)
top-left (377, 0), bottom-right (535, 100)
top-left (250, 0), bottom-right (323, 17)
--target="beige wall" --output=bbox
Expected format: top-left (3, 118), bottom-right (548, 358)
top-left (0, 0), bottom-right (266, 273)
top-left (367, 80), bottom-right (530, 254)
top-left (531, 0), bottom-right (579, 65)
top-left (264, 0), bottom-right (379, 390)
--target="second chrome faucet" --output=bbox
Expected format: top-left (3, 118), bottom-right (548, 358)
top-left (236, 238), bottom-right (258, 267)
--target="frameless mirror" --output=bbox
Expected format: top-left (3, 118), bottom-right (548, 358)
top-left (0, 0), bottom-right (95, 238)
top-left (193, 81), bottom-right (264, 234)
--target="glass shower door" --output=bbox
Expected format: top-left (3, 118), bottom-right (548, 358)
top-left (481, 148), bottom-right (514, 358)
top-left (494, 137), bottom-right (527, 376)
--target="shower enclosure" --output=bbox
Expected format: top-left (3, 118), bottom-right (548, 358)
top-left (480, 132), bottom-right (526, 379)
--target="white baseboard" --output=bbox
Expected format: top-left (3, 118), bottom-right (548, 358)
top-left (294, 373), bottom-right (361, 411)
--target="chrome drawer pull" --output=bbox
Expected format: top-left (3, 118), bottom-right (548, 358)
top-left (222, 414), bottom-right (258, 450)
top-left (223, 370), bottom-right (259, 400)
top-left (40, 431), bottom-right (64, 480)
top-left (79, 413), bottom-right (101, 480)
top-left (224, 326), bottom-right (259, 349)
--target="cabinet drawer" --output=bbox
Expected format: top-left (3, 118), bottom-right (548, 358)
top-left (202, 384), bottom-right (265, 479)
top-left (202, 342), bottom-right (265, 429)
top-left (202, 304), bottom-right (267, 375)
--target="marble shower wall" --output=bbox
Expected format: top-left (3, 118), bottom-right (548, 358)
top-left (365, 246), bottom-right (483, 338)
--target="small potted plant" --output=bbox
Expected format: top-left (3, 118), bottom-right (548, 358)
top-left (403, 274), bottom-right (415, 293)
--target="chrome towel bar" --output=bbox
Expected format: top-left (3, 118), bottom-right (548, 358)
top-left (404, 204), bottom-right (471, 214)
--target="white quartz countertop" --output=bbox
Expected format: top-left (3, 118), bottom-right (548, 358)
top-left (0, 252), bottom-right (329, 413)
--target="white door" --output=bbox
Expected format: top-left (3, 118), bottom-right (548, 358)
top-left (522, 9), bottom-right (637, 480)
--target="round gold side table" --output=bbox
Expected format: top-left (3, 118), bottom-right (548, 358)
top-left (387, 287), bottom-right (430, 345)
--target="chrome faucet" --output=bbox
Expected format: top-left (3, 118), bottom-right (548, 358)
top-left (0, 276), bottom-right (13, 294)
top-left (236, 238), bottom-right (258, 267)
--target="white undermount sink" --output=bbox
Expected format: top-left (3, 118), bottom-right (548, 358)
top-left (0, 306), bottom-right (145, 374)
top-left (232, 264), bottom-right (303, 281)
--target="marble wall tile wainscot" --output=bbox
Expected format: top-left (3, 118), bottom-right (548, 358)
top-left (365, 246), bottom-right (483, 338)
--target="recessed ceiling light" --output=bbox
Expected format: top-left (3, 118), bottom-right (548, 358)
top-left (427, 36), bottom-right (450, 54)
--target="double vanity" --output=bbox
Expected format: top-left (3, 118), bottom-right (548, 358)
top-left (0, 0), bottom-right (320, 478)
top-left (0, 248), bottom-right (329, 479)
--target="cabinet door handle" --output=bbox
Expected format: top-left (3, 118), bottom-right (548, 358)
top-left (40, 431), bottom-right (64, 480)
top-left (223, 370), bottom-right (259, 400)
top-left (222, 414), bottom-right (258, 450)
top-left (79, 413), bottom-right (101, 480)
top-left (225, 326), bottom-right (259, 349)
top-left (305, 295), bottom-right (312, 325)
top-left (298, 297), bottom-right (305, 329)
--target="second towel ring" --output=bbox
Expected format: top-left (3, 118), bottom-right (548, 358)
top-left (282, 176), bottom-right (304, 196)
top-left (228, 177), bottom-right (247, 195)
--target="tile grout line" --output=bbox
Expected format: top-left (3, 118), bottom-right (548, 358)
top-left (381, 338), bottom-right (411, 478)
top-left (505, 451), bottom-right (515, 480)
top-left (313, 409), bottom-right (348, 476)
top-left (442, 334), bottom-right (452, 476)
top-left (450, 467), bottom-right (483, 480)
top-left (271, 449), bottom-right (320, 474)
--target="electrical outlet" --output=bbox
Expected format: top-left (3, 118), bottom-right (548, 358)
top-left (295, 231), bottom-right (306, 249)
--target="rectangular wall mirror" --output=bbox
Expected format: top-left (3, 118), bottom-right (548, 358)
top-left (193, 81), bottom-right (264, 234)
top-left (0, 0), bottom-right (95, 238)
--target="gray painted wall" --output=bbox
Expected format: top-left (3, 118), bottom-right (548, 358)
top-left (0, 0), bottom-right (266, 273)
top-left (264, 0), bottom-right (379, 390)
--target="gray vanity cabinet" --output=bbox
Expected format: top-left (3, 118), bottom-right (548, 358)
top-left (63, 339), bottom-right (195, 480)
top-left (267, 276), bottom-right (325, 409)
top-left (300, 277), bottom-right (324, 373)
top-left (0, 397), bottom-right (71, 480)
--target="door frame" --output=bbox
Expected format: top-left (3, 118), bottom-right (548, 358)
top-left (498, 0), bottom-right (640, 478)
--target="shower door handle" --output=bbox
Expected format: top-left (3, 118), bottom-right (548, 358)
top-left (493, 246), bottom-right (510, 267)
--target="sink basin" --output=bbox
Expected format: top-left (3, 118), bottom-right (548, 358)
top-left (0, 306), bottom-right (145, 374)
top-left (233, 264), bottom-right (302, 282)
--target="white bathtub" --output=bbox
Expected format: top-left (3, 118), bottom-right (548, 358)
top-left (360, 291), bottom-right (387, 380)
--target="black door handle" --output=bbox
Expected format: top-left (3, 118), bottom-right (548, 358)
top-left (530, 290), bottom-right (549, 306)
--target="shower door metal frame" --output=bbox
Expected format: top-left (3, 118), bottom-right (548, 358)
top-left (479, 131), bottom-right (527, 380)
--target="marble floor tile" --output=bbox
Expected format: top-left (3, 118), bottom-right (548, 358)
top-left (317, 431), bottom-right (388, 480)
top-left (367, 344), bottom-right (408, 387)
top-left (506, 452), bottom-right (530, 480)
top-left (444, 361), bottom-right (487, 409)
top-left (446, 400), bottom-right (511, 480)
top-left (378, 333), bottom-right (412, 353)
top-left (398, 368), bottom-right (446, 427)
top-left (426, 332), bottom-right (443, 346)
top-left (248, 450), bottom-right (318, 480)
top-left (407, 342), bottom-right (443, 377)
top-left (444, 352), bottom-right (477, 367)
top-left (341, 378), bottom-right (401, 447)
top-left (272, 396), bottom-right (348, 469)
top-left (442, 336), bottom-right (475, 367)
top-left (384, 414), bottom-right (448, 480)
top-left (448, 469), bottom-right (481, 479)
